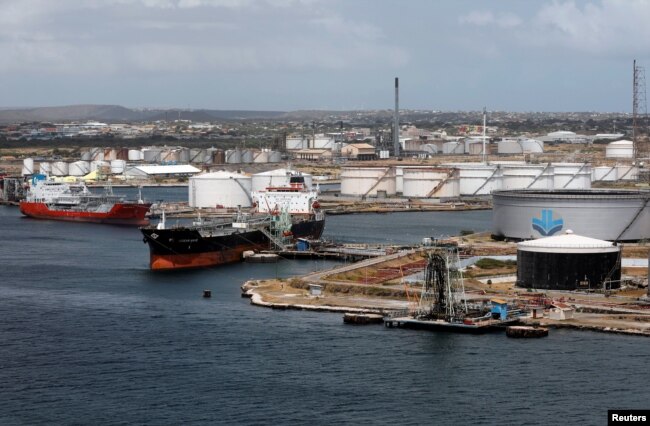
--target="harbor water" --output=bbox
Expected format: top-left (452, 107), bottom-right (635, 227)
top-left (0, 188), bottom-right (648, 424)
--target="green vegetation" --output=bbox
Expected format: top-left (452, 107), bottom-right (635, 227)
top-left (474, 258), bottom-right (516, 269)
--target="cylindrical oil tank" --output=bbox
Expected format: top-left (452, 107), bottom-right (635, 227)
top-left (606, 140), bottom-right (634, 158)
top-left (51, 161), bottom-right (69, 176)
top-left (188, 171), bottom-right (252, 208)
top-left (241, 149), bottom-right (253, 164)
top-left (516, 231), bottom-right (621, 290)
top-left (422, 144), bottom-right (438, 154)
top-left (501, 164), bottom-right (554, 190)
top-left (492, 189), bottom-right (650, 241)
top-left (142, 147), bottom-right (163, 163)
top-left (463, 138), bottom-right (484, 154)
top-left (90, 147), bottom-right (104, 161)
top-left (116, 148), bottom-right (129, 160)
top-left (520, 139), bottom-right (544, 153)
top-left (340, 166), bottom-right (396, 197)
top-left (225, 149), bottom-right (242, 164)
top-left (69, 161), bottom-right (90, 176)
top-left (252, 169), bottom-right (313, 192)
top-left (21, 158), bottom-right (34, 176)
top-left (128, 149), bottom-right (143, 161)
top-left (442, 163), bottom-right (502, 196)
top-left (395, 166), bottom-right (404, 193)
top-left (313, 136), bottom-right (334, 149)
top-left (39, 162), bottom-right (51, 175)
top-left (253, 150), bottom-right (269, 163)
top-left (104, 148), bottom-right (117, 161)
top-left (212, 149), bottom-right (225, 165)
top-left (616, 165), bottom-right (638, 181)
top-left (497, 140), bottom-right (522, 154)
top-left (402, 167), bottom-right (460, 198)
top-left (110, 160), bottom-right (126, 174)
top-left (552, 163), bottom-right (592, 190)
top-left (268, 151), bottom-right (282, 163)
top-left (286, 137), bottom-right (308, 150)
top-left (442, 142), bottom-right (464, 155)
top-left (178, 148), bottom-right (190, 163)
top-left (189, 148), bottom-right (206, 164)
top-left (80, 149), bottom-right (92, 161)
top-left (468, 142), bottom-right (486, 156)
top-left (90, 160), bottom-right (110, 172)
top-left (592, 166), bottom-right (618, 182)
top-left (160, 149), bottom-right (180, 164)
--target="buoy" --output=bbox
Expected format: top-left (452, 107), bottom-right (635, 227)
top-left (203, 290), bottom-right (212, 298)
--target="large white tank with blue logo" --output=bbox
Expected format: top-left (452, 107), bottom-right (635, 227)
top-left (492, 189), bottom-right (650, 242)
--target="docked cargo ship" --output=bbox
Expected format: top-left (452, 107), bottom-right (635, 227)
top-left (141, 177), bottom-right (325, 270)
top-left (20, 177), bottom-right (151, 225)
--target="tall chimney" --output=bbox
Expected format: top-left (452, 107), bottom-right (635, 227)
top-left (394, 77), bottom-right (400, 157)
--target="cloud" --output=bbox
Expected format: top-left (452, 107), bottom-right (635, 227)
top-left (458, 10), bottom-right (522, 28)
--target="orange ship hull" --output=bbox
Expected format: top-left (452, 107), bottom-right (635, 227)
top-left (20, 201), bottom-right (151, 226)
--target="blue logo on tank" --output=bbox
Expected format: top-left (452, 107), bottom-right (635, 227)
top-left (532, 209), bottom-right (564, 236)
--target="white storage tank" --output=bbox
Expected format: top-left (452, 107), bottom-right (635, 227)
top-left (241, 149), bottom-right (253, 164)
top-left (252, 168), bottom-right (313, 192)
top-left (313, 136), bottom-right (335, 149)
top-left (402, 167), bottom-right (460, 198)
top-left (340, 167), bottom-right (396, 197)
top-left (142, 147), bottom-right (163, 163)
top-left (268, 151), bottom-right (282, 163)
top-left (189, 148), bottom-right (206, 164)
top-left (110, 160), bottom-right (127, 174)
top-left (90, 160), bottom-right (110, 172)
top-left (225, 149), bottom-right (242, 164)
top-left (442, 142), bottom-right (464, 155)
top-left (442, 163), bottom-right (502, 196)
top-left (501, 164), bottom-right (554, 190)
top-left (520, 139), bottom-right (544, 153)
top-left (90, 147), bottom-right (104, 161)
top-left (553, 163), bottom-right (592, 190)
top-left (127, 150), bottom-right (141, 161)
top-left (189, 171), bottom-right (252, 208)
top-left (178, 148), bottom-right (190, 163)
top-left (592, 166), bottom-right (618, 182)
top-left (160, 149), bottom-right (180, 164)
top-left (51, 161), bottom-right (69, 176)
top-left (395, 166), bottom-right (404, 193)
top-left (468, 142), bottom-right (487, 156)
top-left (80, 149), bottom-right (92, 161)
top-left (616, 164), bottom-right (639, 180)
top-left (497, 140), bottom-right (522, 154)
top-left (286, 137), bottom-right (308, 150)
top-left (422, 144), bottom-right (438, 154)
top-left (606, 140), bottom-right (634, 158)
top-left (21, 158), bottom-right (34, 176)
top-left (39, 162), bottom-right (51, 175)
top-left (69, 161), bottom-right (90, 176)
top-left (253, 150), bottom-right (269, 163)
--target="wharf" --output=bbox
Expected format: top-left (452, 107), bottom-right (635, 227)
top-left (384, 316), bottom-right (522, 333)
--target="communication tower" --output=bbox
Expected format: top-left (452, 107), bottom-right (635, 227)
top-left (633, 59), bottom-right (647, 160)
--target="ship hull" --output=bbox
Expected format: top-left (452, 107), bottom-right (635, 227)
top-left (142, 218), bottom-right (325, 270)
top-left (20, 201), bottom-right (151, 226)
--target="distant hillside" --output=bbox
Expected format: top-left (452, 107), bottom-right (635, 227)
top-left (0, 105), bottom-right (287, 123)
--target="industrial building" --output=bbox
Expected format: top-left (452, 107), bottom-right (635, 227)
top-left (492, 189), bottom-right (650, 241)
top-left (516, 230), bottom-right (621, 291)
top-left (340, 143), bottom-right (377, 161)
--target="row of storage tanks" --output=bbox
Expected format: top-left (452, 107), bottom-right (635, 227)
top-left (22, 158), bottom-right (127, 176)
top-left (339, 163), bottom-right (640, 198)
top-left (79, 147), bottom-right (282, 164)
top-left (188, 168), bottom-right (314, 209)
top-left (423, 138), bottom-right (545, 155)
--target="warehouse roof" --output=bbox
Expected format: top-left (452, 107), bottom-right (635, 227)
top-left (129, 165), bottom-right (201, 175)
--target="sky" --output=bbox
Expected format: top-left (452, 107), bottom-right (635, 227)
top-left (1, 0), bottom-right (649, 112)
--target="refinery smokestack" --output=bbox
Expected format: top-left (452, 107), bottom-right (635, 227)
top-left (394, 77), bottom-right (400, 157)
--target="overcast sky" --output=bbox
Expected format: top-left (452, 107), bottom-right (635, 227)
top-left (1, 0), bottom-right (649, 112)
